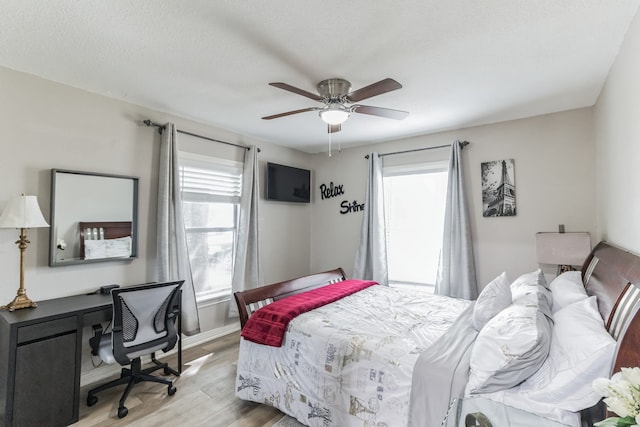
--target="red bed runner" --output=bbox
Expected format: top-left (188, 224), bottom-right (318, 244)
top-left (241, 279), bottom-right (378, 347)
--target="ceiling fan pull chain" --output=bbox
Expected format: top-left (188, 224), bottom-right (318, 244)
top-left (328, 127), bottom-right (332, 157)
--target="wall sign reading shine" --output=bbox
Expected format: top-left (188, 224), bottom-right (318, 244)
top-left (340, 200), bottom-right (365, 214)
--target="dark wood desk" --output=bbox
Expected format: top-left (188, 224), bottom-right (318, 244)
top-left (0, 291), bottom-right (181, 427)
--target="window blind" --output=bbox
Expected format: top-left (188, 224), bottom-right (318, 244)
top-left (179, 153), bottom-right (242, 203)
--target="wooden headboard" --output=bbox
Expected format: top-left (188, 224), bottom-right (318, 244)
top-left (582, 241), bottom-right (640, 373)
top-left (79, 221), bottom-right (132, 259)
top-left (233, 268), bottom-right (347, 328)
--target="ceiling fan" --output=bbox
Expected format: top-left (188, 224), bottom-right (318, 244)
top-left (262, 78), bottom-right (409, 133)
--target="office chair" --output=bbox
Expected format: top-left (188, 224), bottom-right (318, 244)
top-left (86, 280), bottom-right (184, 418)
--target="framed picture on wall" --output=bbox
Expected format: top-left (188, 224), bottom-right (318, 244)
top-left (481, 158), bottom-right (516, 217)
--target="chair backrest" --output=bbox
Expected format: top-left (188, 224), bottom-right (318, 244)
top-left (110, 281), bottom-right (183, 365)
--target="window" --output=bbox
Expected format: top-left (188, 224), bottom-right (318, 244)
top-left (179, 152), bottom-right (242, 301)
top-left (383, 162), bottom-right (448, 290)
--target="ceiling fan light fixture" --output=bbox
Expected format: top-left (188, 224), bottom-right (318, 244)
top-left (319, 107), bottom-right (350, 125)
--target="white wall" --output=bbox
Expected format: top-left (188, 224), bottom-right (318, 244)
top-left (0, 67), bottom-right (311, 332)
top-left (311, 108), bottom-right (596, 289)
top-left (595, 10), bottom-right (640, 254)
top-left (1, 53), bottom-right (613, 319)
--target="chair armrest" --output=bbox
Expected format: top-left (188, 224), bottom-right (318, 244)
top-left (89, 324), bottom-right (103, 356)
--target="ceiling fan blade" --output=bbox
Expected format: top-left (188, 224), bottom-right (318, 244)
top-left (328, 123), bottom-right (341, 133)
top-left (346, 78), bottom-right (402, 103)
top-left (262, 107), bottom-right (317, 120)
top-left (352, 105), bottom-right (409, 120)
top-left (269, 82), bottom-right (323, 101)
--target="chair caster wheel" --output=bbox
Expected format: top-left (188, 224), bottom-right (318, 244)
top-left (87, 395), bottom-right (98, 407)
top-left (168, 385), bottom-right (177, 396)
top-left (163, 367), bottom-right (171, 375)
top-left (117, 406), bottom-right (128, 418)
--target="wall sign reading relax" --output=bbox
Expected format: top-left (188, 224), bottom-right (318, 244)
top-left (319, 182), bottom-right (344, 199)
top-left (319, 181), bottom-right (365, 215)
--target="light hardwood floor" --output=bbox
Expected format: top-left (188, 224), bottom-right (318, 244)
top-left (73, 331), bottom-right (284, 427)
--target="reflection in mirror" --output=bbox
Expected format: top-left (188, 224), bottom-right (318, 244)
top-left (49, 169), bottom-right (139, 266)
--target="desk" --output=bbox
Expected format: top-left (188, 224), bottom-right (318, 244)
top-left (0, 292), bottom-right (181, 427)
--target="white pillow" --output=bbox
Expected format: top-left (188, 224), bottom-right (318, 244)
top-left (472, 272), bottom-right (511, 331)
top-left (466, 303), bottom-right (553, 394)
top-left (517, 296), bottom-right (615, 411)
top-left (84, 236), bottom-right (132, 259)
top-left (549, 271), bottom-right (587, 314)
top-left (84, 240), bottom-right (107, 259)
top-left (510, 269), bottom-right (552, 317)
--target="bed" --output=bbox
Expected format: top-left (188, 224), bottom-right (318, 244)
top-left (234, 242), bottom-right (640, 427)
top-left (79, 221), bottom-right (133, 259)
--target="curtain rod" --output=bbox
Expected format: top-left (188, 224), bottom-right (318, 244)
top-left (143, 119), bottom-right (259, 152)
top-left (364, 140), bottom-right (469, 159)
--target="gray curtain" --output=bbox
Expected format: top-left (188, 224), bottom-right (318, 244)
top-left (353, 152), bottom-right (389, 285)
top-left (435, 140), bottom-right (478, 299)
top-left (230, 145), bottom-right (261, 317)
top-left (156, 123), bottom-right (201, 335)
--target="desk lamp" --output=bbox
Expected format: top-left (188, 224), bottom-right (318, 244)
top-left (0, 194), bottom-right (49, 311)
top-left (535, 231), bottom-right (591, 276)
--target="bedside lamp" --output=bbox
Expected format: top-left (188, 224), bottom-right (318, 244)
top-left (0, 194), bottom-right (49, 311)
top-left (535, 231), bottom-right (591, 276)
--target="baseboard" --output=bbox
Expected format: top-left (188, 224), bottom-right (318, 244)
top-left (180, 323), bottom-right (240, 349)
top-left (80, 323), bottom-right (240, 387)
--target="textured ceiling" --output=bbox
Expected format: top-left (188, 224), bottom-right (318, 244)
top-left (1, 1), bottom-right (638, 153)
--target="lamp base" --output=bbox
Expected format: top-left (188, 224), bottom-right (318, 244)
top-left (1, 293), bottom-right (37, 312)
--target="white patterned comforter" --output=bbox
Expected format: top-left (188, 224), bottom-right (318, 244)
top-left (236, 285), bottom-right (471, 427)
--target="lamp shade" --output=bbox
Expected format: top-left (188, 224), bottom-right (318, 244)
top-left (535, 232), bottom-right (591, 266)
top-left (0, 195), bottom-right (49, 229)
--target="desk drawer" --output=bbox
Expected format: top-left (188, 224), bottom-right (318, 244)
top-left (17, 316), bottom-right (77, 344)
top-left (84, 307), bottom-right (111, 325)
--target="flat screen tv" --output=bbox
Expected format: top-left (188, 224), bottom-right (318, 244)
top-left (266, 162), bottom-right (311, 203)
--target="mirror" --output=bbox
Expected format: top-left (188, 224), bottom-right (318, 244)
top-left (49, 169), bottom-right (139, 266)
